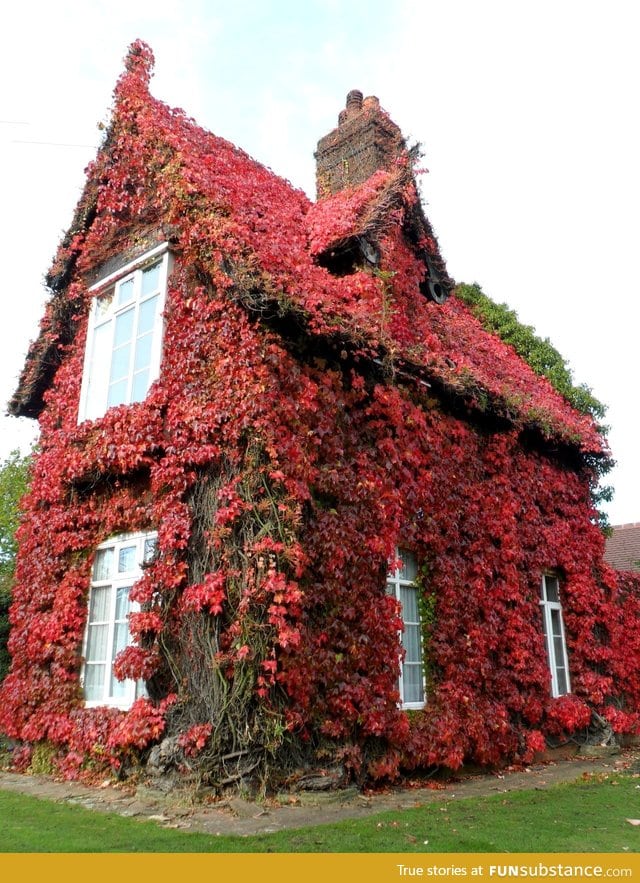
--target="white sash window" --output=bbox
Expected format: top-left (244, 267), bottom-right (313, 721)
top-left (387, 549), bottom-right (426, 709)
top-left (539, 573), bottom-right (571, 697)
top-left (81, 532), bottom-right (156, 708)
top-left (79, 245), bottom-right (170, 422)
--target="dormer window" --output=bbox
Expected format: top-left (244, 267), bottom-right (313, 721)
top-left (315, 235), bottom-right (380, 276)
top-left (78, 245), bottom-right (170, 422)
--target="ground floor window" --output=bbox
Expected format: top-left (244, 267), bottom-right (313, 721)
top-left (81, 532), bottom-right (156, 708)
top-left (539, 572), bottom-right (571, 697)
top-left (387, 549), bottom-right (425, 709)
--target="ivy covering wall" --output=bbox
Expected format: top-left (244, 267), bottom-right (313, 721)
top-left (455, 283), bottom-right (613, 526)
top-left (1, 42), bottom-right (638, 787)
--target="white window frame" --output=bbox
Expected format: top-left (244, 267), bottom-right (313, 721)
top-left (387, 549), bottom-right (426, 710)
top-left (80, 531), bottom-right (157, 709)
top-left (539, 573), bottom-right (571, 698)
top-left (78, 244), bottom-right (171, 423)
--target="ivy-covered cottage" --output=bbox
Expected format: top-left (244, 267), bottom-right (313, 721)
top-left (2, 42), bottom-right (639, 787)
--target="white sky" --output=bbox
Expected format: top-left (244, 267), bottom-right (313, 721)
top-left (1, 0), bottom-right (638, 525)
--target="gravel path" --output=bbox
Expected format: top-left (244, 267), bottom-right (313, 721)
top-left (0, 747), bottom-right (635, 838)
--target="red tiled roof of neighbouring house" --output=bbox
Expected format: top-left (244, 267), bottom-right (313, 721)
top-left (605, 523), bottom-right (640, 571)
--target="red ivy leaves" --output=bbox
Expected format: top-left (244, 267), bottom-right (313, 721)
top-left (1, 41), bottom-right (636, 784)
top-left (178, 722), bottom-right (213, 757)
top-left (180, 572), bottom-right (226, 615)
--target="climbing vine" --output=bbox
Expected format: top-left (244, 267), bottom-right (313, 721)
top-left (454, 283), bottom-right (606, 423)
top-left (415, 565), bottom-right (438, 697)
top-left (455, 282), bottom-right (612, 527)
top-left (1, 41), bottom-right (637, 788)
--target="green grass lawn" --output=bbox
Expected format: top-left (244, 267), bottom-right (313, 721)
top-left (1, 775), bottom-right (639, 852)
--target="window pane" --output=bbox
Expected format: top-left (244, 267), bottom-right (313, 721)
top-left (110, 612), bottom-right (132, 699)
top-left (402, 664), bottom-right (424, 704)
top-left (138, 294), bottom-right (158, 335)
top-left (89, 321), bottom-right (111, 369)
top-left (545, 576), bottom-right (560, 603)
top-left (112, 620), bottom-right (130, 657)
top-left (92, 548), bottom-right (113, 582)
top-left (84, 664), bottom-right (105, 701)
top-left (133, 332), bottom-right (153, 372)
top-left (110, 670), bottom-right (127, 706)
top-left (113, 308), bottom-right (135, 347)
top-left (398, 549), bottom-right (418, 581)
top-left (86, 623), bottom-right (108, 662)
top-left (553, 633), bottom-right (566, 663)
top-left (107, 378), bottom-right (128, 407)
top-left (117, 277), bottom-right (135, 306)
top-left (114, 585), bottom-right (131, 621)
top-left (144, 537), bottom-right (157, 562)
top-left (85, 321), bottom-right (111, 419)
top-left (400, 585), bottom-right (419, 622)
top-left (541, 624), bottom-right (551, 667)
top-left (556, 667), bottom-right (569, 695)
top-left (110, 675), bottom-right (128, 700)
top-left (131, 369), bottom-right (150, 403)
top-left (118, 546), bottom-right (137, 574)
top-left (402, 623), bottom-right (421, 663)
top-left (88, 585), bottom-right (110, 621)
top-left (95, 290), bottom-right (114, 319)
top-left (550, 609), bottom-right (563, 637)
top-left (141, 262), bottom-right (161, 296)
top-left (109, 343), bottom-right (131, 383)
top-left (540, 608), bottom-right (549, 640)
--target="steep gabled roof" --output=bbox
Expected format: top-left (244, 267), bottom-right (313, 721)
top-left (10, 41), bottom-right (605, 458)
top-left (605, 523), bottom-right (640, 572)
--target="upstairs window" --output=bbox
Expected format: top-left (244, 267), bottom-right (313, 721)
top-left (79, 245), bottom-right (170, 422)
top-left (81, 531), bottom-right (157, 708)
top-left (387, 549), bottom-right (426, 709)
top-left (539, 573), bottom-right (571, 698)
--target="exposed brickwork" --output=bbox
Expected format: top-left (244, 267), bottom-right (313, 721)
top-left (605, 523), bottom-right (640, 572)
top-left (315, 91), bottom-right (405, 199)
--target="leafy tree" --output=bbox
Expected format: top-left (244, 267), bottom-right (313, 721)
top-left (0, 450), bottom-right (30, 682)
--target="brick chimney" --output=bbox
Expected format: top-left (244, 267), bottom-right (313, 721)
top-left (315, 90), bottom-right (405, 199)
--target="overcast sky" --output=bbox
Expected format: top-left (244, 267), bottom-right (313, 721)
top-left (1, 0), bottom-right (638, 525)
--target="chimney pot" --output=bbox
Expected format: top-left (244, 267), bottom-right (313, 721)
top-left (346, 89), bottom-right (363, 114)
top-left (315, 90), bottom-right (405, 199)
